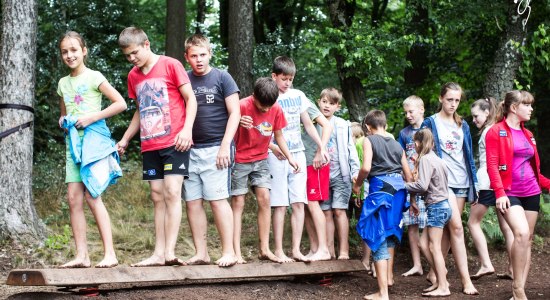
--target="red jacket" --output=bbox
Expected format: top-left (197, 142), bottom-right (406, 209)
top-left (486, 120), bottom-right (550, 199)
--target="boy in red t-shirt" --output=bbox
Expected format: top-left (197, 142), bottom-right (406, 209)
top-left (116, 27), bottom-right (197, 267)
top-left (231, 77), bottom-right (299, 263)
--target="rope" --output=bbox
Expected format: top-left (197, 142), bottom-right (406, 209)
top-left (0, 103), bottom-right (34, 141)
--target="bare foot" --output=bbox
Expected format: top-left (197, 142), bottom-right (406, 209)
top-left (337, 254), bottom-right (350, 260)
top-left (60, 258), bottom-right (91, 269)
top-left (426, 271), bottom-right (436, 286)
top-left (185, 255), bottom-right (211, 265)
top-left (470, 267), bottom-right (495, 280)
top-left (235, 255), bottom-right (247, 264)
top-left (216, 254), bottom-right (237, 267)
top-left (131, 255), bottom-right (164, 267)
top-left (402, 266), bottom-right (423, 277)
top-left (423, 283), bottom-right (438, 293)
top-left (422, 287), bottom-right (451, 297)
top-left (95, 256), bottom-right (118, 268)
top-left (308, 250), bottom-right (331, 262)
top-left (363, 292), bottom-right (388, 300)
top-left (274, 251), bottom-right (295, 263)
top-left (259, 250), bottom-right (283, 263)
top-left (292, 252), bottom-right (309, 262)
top-left (462, 282), bottom-right (479, 295)
top-left (512, 286), bottom-right (527, 300)
top-left (305, 251), bottom-right (315, 259)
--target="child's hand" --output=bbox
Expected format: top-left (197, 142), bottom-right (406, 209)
top-left (75, 113), bottom-right (99, 129)
top-left (58, 116), bottom-right (65, 128)
top-left (116, 139), bottom-right (128, 156)
top-left (216, 144), bottom-right (231, 169)
top-left (174, 127), bottom-right (193, 151)
top-left (410, 202), bottom-right (420, 216)
top-left (312, 148), bottom-right (329, 169)
top-left (240, 115), bottom-right (253, 129)
top-left (288, 159), bottom-right (300, 173)
top-left (352, 184), bottom-right (361, 199)
top-left (352, 193), bottom-right (362, 208)
top-left (271, 145), bottom-right (286, 160)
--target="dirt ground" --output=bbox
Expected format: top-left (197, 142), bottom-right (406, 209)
top-left (1, 239), bottom-right (549, 300)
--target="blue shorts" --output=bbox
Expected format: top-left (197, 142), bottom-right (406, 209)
top-left (372, 237), bottom-right (396, 261)
top-left (426, 199), bottom-right (452, 229)
top-left (450, 187), bottom-right (469, 198)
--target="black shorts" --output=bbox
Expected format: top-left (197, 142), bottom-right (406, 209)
top-left (477, 190), bottom-right (496, 207)
top-left (142, 146), bottom-right (190, 180)
top-left (508, 194), bottom-right (540, 212)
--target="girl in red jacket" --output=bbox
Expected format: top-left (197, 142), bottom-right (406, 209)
top-left (486, 90), bottom-right (550, 300)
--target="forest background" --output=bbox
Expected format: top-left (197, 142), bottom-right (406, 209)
top-left (1, 0), bottom-right (550, 266)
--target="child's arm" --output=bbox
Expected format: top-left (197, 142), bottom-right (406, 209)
top-left (401, 151), bottom-right (413, 183)
top-left (274, 129), bottom-right (300, 172)
top-left (175, 83), bottom-right (198, 152)
top-left (302, 111), bottom-right (330, 168)
top-left (116, 102), bottom-right (140, 155)
top-left (58, 97), bottom-right (67, 128)
top-left (347, 123), bottom-right (361, 182)
top-left (217, 93), bottom-right (240, 169)
top-left (352, 137), bottom-right (372, 196)
top-left (74, 81), bottom-right (127, 128)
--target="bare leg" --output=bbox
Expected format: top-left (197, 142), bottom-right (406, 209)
top-left (231, 195), bottom-right (247, 264)
top-left (468, 203), bottom-right (495, 278)
top-left (85, 192), bottom-right (118, 268)
top-left (447, 194), bottom-right (478, 295)
top-left (497, 208), bottom-right (514, 277)
top-left (422, 226), bottom-right (451, 297)
top-left (256, 188), bottom-right (281, 262)
top-left (304, 208), bottom-right (318, 258)
top-left (402, 224), bottom-right (423, 276)
top-left (273, 206), bottom-right (293, 262)
top-left (132, 180), bottom-right (167, 267)
top-left (210, 199), bottom-right (237, 267)
top-left (306, 201), bottom-right (331, 261)
top-left (334, 209), bottom-right (350, 259)
top-left (387, 247), bottom-right (395, 286)
top-left (365, 259), bottom-right (389, 300)
top-left (290, 202), bottom-right (308, 261)
top-left (185, 198), bottom-right (211, 264)
top-left (162, 175), bottom-right (185, 264)
top-left (61, 183), bottom-right (91, 268)
top-left (324, 210), bottom-right (336, 258)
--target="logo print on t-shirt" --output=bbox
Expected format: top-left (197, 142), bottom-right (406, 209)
top-left (206, 94), bottom-right (214, 104)
top-left (253, 122), bottom-right (273, 136)
top-left (137, 80), bottom-right (171, 141)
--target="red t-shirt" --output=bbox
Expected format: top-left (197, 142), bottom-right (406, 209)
top-left (127, 56), bottom-right (191, 152)
top-left (235, 96), bottom-right (287, 163)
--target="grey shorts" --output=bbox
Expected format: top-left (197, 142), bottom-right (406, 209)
top-left (320, 176), bottom-right (352, 210)
top-left (183, 145), bottom-right (232, 201)
top-left (231, 160), bottom-right (271, 196)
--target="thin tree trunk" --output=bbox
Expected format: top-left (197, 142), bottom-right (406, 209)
top-left (196, 0), bottom-right (206, 34)
top-left (326, 0), bottom-right (367, 122)
top-left (483, 0), bottom-right (526, 100)
top-left (219, 0), bottom-right (229, 48)
top-left (0, 0), bottom-right (44, 241)
top-left (165, 0), bottom-right (186, 64)
top-left (228, 0), bottom-right (254, 96)
top-left (404, 0), bottom-right (429, 89)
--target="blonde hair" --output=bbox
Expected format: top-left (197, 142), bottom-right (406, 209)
top-left (497, 90), bottom-right (535, 121)
top-left (403, 95), bottom-right (424, 109)
top-left (413, 129), bottom-right (435, 172)
top-left (118, 27), bottom-right (148, 48)
top-left (184, 34), bottom-right (211, 53)
top-left (351, 122), bottom-right (364, 140)
top-left (320, 88), bottom-right (343, 104)
top-left (438, 82), bottom-right (464, 127)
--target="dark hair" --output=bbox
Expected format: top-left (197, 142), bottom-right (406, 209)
top-left (471, 97), bottom-right (497, 133)
top-left (118, 27), bottom-right (148, 48)
top-left (272, 56), bottom-right (296, 76)
top-left (253, 77), bottom-right (279, 107)
top-left (59, 31), bottom-right (87, 61)
top-left (437, 82), bottom-right (464, 127)
top-left (363, 110), bottom-right (387, 130)
top-left (497, 90), bottom-right (535, 121)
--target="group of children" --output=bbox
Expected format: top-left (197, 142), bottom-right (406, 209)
top-left (57, 27), bottom-right (547, 300)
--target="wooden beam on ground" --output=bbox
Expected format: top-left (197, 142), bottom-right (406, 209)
top-left (7, 260), bottom-right (366, 287)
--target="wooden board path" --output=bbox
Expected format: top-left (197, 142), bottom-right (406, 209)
top-left (7, 260), bottom-right (366, 287)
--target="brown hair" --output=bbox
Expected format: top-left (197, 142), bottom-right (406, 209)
top-left (497, 90), bottom-right (535, 121)
top-left (363, 110), bottom-right (387, 130)
top-left (59, 31), bottom-right (87, 61)
top-left (272, 56), bottom-right (296, 76)
top-left (413, 128), bottom-right (435, 172)
top-left (184, 34), bottom-right (211, 53)
top-left (253, 77), bottom-right (279, 107)
top-left (118, 27), bottom-right (148, 48)
top-left (471, 97), bottom-right (497, 133)
top-left (319, 87), bottom-right (343, 104)
top-left (438, 82), bottom-right (464, 127)
top-left (350, 122), bottom-right (364, 140)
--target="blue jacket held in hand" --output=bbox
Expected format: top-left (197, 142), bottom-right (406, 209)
top-left (63, 115), bottom-right (122, 198)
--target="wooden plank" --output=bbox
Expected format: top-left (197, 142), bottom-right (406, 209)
top-left (7, 260), bottom-right (366, 287)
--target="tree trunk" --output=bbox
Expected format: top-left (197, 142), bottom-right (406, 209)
top-left (195, 0), bottom-right (206, 34)
top-left (219, 0), bottom-right (229, 48)
top-left (165, 0), bottom-right (186, 64)
top-left (228, 0), bottom-right (254, 96)
top-left (404, 0), bottom-right (429, 89)
top-left (0, 0), bottom-right (44, 241)
top-left (483, 0), bottom-right (526, 100)
top-left (326, 0), bottom-right (367, 122)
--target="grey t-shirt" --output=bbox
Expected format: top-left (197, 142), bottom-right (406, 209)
top-left (188, 68), bottom-right (240, 145)
top-left (405, 151), bottom-right (449, 205)
top-left (433, 115), bottom-right (469, 188)
top-left (367, 134), bottom-right (403, 177)
top-left (301, 104), bottom-right (322, 165)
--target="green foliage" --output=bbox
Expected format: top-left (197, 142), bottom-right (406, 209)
top-left (44, 225), bottom-right (72, 250)
top-left (517, 24), bottom-right (550, 89)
